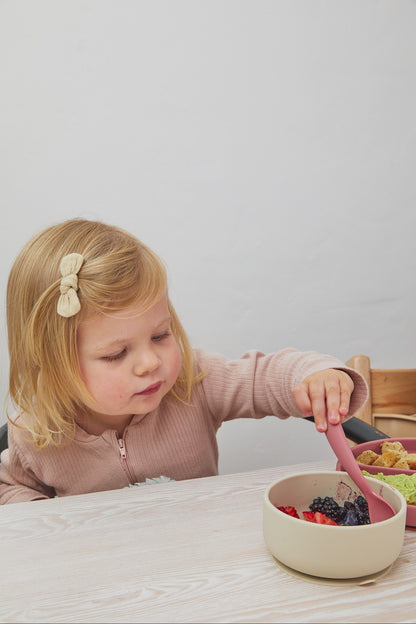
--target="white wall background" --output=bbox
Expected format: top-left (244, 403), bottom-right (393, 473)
top-left (1, 0), bottom-right (415, 474)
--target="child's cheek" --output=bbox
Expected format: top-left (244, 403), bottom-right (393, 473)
top-left (90, 370), bottom-right (123, 403)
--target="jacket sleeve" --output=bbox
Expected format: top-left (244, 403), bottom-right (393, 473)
top-left (0, 426), bottom-right (55, 504)
top-left (195, 348), bottom-right (368, 428)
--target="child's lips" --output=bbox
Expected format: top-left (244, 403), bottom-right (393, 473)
top-left (136, 381), bottom-right (162, 396)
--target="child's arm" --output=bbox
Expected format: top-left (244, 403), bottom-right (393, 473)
top-left (195, 348), bottom-right (368, 429)
top-left (292, 368), bottom-right (355, 433)
top-left (0, 435), bottom-right (55, 504)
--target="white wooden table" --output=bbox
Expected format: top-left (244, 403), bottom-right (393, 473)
top-left (0, 459), bottom-right (414, 623)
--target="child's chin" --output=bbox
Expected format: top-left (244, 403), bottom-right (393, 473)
top-left (133, 392), bottom-right (164, 410)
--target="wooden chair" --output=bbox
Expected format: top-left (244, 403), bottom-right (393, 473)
top-left (346, 355), bottom-right (416, 438)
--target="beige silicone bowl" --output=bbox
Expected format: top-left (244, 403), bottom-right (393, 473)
top-left (263, 470), bottom-right (406, 579)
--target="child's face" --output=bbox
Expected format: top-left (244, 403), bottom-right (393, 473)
top-left (76, 294), bottom-right (182, 435)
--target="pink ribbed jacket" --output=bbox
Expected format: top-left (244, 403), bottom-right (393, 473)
top-left (0, 348), bottom-right (368, 504)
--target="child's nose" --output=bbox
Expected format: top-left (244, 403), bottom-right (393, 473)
top-left (133, 349), bottom-right (161, 376)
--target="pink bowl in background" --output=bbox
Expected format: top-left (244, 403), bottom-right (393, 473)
top-left (335, 437), bottom-right (416, 528)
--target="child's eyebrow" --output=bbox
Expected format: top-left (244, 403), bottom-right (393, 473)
top-left (152, 316), bottom-right (172, 330)
top-left (94, 316), bottom-right (172, 352)
top-left (93, 338), bottom-right (128, 353)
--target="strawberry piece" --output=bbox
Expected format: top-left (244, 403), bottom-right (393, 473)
top-left (314, 512), bottom-right (338, 525)
top-left (276, 505), bottom-right (300, 518)
top-left (302, 511), bottom-right (338, 524)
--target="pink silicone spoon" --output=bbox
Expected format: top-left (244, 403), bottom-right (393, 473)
top-left (325, 422), bottom-right (396, 523)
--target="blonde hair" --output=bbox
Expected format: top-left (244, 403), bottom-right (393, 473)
top-left (7, 218), bottom-right (198, 448)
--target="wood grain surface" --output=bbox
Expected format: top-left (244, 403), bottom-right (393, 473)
top-left (0, 460), bottom-right (414, 623)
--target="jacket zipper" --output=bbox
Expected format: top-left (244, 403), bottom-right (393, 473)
top-left (116, 435), bottom-right (135, 484)
top-left (118, 438), bottom-right (127, 459)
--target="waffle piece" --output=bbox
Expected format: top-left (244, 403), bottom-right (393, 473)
top-left (393, 457), bottom-right (410, 469)
top-left (373, 451), bottom-right (402, 467)
top-left (381, 441), bottom-right (406, 455)
top-left (405, 453), bottom-right (416, 469)
top-left (356, 450), bottom-right (380, 465)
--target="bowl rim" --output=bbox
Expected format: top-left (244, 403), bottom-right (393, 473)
top-left (264, 470), bottom-right (407, 527)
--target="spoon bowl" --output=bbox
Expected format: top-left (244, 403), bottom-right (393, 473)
top-left (325, 422), bottom-right (396, 523)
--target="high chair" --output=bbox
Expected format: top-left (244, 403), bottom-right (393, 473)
top-left (346, 355), bottom-right (416, 438)
top-left (0, 423), bottom-right (7, 455)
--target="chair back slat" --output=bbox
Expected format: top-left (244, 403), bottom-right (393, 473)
top-left (371, 369), bottom-right (416, 414)
top-left (346, 355), bottom-right (416, 439)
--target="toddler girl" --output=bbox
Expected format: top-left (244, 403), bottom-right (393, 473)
top-left (0, 218), bottom-right (367, 503)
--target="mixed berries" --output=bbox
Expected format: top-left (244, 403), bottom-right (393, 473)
top-left (276, 495), bottom-right (370, 526)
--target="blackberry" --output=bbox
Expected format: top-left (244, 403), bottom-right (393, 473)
top-left (339, 509), bottom-right (360, 526)
top-left (309, 495), bottom-right (370, 525)
top-left (309, 496), bottom-right (342, 522)
top-left (355, 495), bottom-right (369, 513)
top-left (338, 497), bottom-right (370, 525)
top-left (354, 497), bottom-right (370, 524)
top-left (337, 506), bottom-right (347, 523)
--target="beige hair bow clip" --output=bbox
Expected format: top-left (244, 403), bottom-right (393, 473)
top-left (57, 253), bottom-right (84, 318)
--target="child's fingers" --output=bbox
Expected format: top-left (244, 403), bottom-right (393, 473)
top-left (293, 370), bottom-right (354, 433)
top-left (292, 382), bottom-right (313, 416)
top-left (293, 379), bottom-right (327, 432)
top-left (307, 378), bottom-right (328, 432)
top-left (339, 375), bottom-right (354, 415)
top-left (325, 379), bottom-right (344, 424)
top-left (329, 371), bottom-right (354, 419)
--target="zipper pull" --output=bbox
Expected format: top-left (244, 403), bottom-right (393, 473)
top-left (118, 438), bottom-right (127, 459)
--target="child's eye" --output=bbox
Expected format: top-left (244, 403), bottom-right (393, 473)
top-left (152, 332), bottom-right (170, 342)
top-left (103, 348), bottom-right (127, 362)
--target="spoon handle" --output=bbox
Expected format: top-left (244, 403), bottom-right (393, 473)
top-left (325, 422), bottom-right (396, 523)
top-left (325, 423), bottom-right (374, 496)
top-left (326, 423), bottom-right (389, 505)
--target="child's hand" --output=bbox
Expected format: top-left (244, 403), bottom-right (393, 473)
top-left (292, 369), bottom-right (354, 433)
